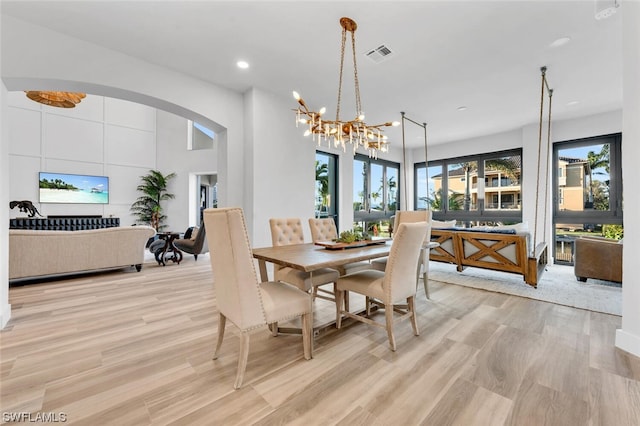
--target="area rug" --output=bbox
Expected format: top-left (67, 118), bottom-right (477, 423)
top-left (428, 262), bottom-right (622, 316)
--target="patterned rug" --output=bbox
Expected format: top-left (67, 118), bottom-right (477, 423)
top-left (428, 261), bottom-right (622, 316)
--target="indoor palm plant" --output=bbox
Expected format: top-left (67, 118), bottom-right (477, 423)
top-left (130, 170), bottom-right (176, 231)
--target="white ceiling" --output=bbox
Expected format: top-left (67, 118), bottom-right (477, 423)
top-left (1, 1), bottom-right (624, 148)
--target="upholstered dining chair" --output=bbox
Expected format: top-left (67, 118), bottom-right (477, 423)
top-left (308, 217), bottom-right (371, 276)
top-left (371, 210), bottom-right (433, 298)
top-left (269, 218), bottom-right (340, 305)
top-left (203, 208), bottom-right (312, 389)
top-left (335, 221), bottom-right (429, 351)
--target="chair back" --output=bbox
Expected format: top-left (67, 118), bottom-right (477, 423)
top-left (384, 222), bottom-right (429, 302)
top-left (393, 210), bottom-right (432, 244)
top-left (192, 222), bottom-right (209, 253)
top-left (203, 207), bottom-right (266, 331)
top-left (269, 218), bottom-right (305, 247)
top-left (308, 218), bottom-right (338, 243)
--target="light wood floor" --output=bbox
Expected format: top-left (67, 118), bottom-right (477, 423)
top-left (2, 255), bottom-right (640, 425)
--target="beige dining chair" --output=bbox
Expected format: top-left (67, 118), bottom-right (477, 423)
top-left (269, 218), bottom-right (340, 305)
top-left (335, 221), bottom-right (429, 351)
top-left (204, 208), bottom-right (313, 389)
top-left (371, 210), bottom-right (433, 298)
top-left (308, 217), bottom-right (371, 277)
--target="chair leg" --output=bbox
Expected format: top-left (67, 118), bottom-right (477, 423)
top-left (194, 254), bottom-right (198, 261)
top-left (408, 296), bottom-right (420, 336)
top-left (335, 289), bottom-right (344, 329)
top-left (301, 312), bottom-right (313, 359)
top-left (344, 289), bottom-right (350, 312)
top-left (385, 305), bottom-right (396, 351)
top-left (365, 296), bottom-right (371, 316)
top-left (234, 332), bottom-right (250, 390)
top-left (422, 269), bottom-right (430, 299)
top-left (213, 313), bottom-right (226, 360)
top-left (269, 322), bottom-right (278, 337)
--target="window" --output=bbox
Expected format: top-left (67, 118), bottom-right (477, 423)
top-left (415, 149), bottom-right (522, 226)
top-left (415, 164), bottom-right (442, 211)
top-left (187, 121), bottom-right (215, 150)
top-left (553, 133), bottom-right (623, 265)
top-left (353, 154), bottom-right (399, 236)
top-left (315, 151), bottom-right (339, 226)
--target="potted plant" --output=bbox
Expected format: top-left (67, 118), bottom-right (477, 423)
top-left (130, 170), bottom-right (176, 232)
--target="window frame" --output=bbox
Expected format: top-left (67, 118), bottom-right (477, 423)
top-left (552, 133), bottom-right (623, 225)
top-left (315, 150), bottom-right (340, 228)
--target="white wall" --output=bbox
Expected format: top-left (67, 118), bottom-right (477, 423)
top-left (1, 82), bottom-right (10, 328)
top-left (156, 110), bottom-right (217, 232)
top-left (7, 92), bottom-right (156, 224)
top-left (616, 0), bottom-right (640, 357)
top-left (245, 88), bottom-right (315, 248)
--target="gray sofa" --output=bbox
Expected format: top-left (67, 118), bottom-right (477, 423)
top-left (9, 226), bottom-right (156, 281)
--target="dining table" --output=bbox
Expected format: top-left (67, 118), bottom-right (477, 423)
top-left (252, 240), bottom-right (391, 282)
top-left (252, 240), bottom-right (392, 338)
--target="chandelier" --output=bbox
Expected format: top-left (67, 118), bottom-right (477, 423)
top-left (25, 91), bottom-right (86, 108)
top-left (293, 17), bottom-right (399, 158)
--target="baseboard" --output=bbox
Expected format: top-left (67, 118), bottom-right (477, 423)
top-left (0, 302), bottom-right (11, 329)
top-left (615, 328), bottom-right (640, 358)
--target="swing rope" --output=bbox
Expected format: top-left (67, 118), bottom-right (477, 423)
top-left (532, 66), bottom-right (553, 257)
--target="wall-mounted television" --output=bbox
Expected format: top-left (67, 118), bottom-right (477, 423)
top-left (39, 172), bottom-right (109, 204)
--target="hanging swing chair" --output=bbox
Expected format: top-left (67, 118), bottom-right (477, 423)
top-left (423, 68), bottom-right (552, 287)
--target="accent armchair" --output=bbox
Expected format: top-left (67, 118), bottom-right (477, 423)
top-left (203, 208), bottom-right (312, 389)
top-left (173, 223), bottom-right (209, 261)
top-left (574, 236), bottom-right (622, 283)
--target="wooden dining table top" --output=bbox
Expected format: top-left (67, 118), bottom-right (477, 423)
top-left (252, 242), bottom-right (392, 273)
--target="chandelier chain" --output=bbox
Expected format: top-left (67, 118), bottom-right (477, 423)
top-left (351, 30), bottom-right (362, 116)
top-left (336, 25), bottom-right (347, 122)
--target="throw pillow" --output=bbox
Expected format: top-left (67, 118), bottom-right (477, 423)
top-left (190, 227), bottom-right (199, 241)
top-left (431, 219), bottom-right (457, 229)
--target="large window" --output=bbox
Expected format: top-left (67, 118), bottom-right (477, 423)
top-left (415, 149), bottom-right (522, 225)
top-left (553, 133), bottom-right (623, 265)
top-left (353, 154), bottom-right (399, 235)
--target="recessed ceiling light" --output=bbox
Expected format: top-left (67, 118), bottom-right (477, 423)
top-left (549, 37), bottom-right (571, 48)
top-left (236, 60), bottom-right (249, 69)
top-left (567, 100), bottom-right (580, 106)
top-left (457, 106), bottom-right (468, 111)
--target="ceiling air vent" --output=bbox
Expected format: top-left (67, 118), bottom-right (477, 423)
top-left (365, 45), bottom-right (394, 63)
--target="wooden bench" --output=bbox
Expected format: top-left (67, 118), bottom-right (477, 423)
top-left (429, 228), bottom-right (548, 288)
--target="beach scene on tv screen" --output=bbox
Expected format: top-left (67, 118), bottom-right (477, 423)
top-left (39, 172), bottom-right (109, 204)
